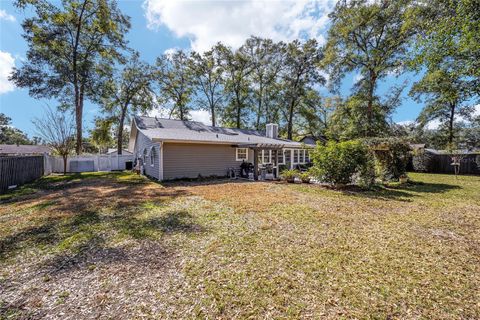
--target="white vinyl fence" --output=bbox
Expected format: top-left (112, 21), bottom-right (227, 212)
top-left (44, 154), bottom-right (134, 174)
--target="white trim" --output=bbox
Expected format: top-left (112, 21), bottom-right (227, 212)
top-left (236, 147), bottom-right (248, 161)
top-left (152, 137), bottom-right (310, 148)
top-left (159, 142), bottom-right (164, 181)
top-left (278, 150), bottom-right (285, 165)
top-left (150, 146), bottom-right (155, 167)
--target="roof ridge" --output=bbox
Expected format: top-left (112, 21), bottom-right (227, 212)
top-left (136, 115), bottom-right (262, 133)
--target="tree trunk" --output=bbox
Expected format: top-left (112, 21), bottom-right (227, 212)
top-left (448, 103), bottom-right (455, 146)
top-left (287, 99), bottom-right (295, 140)
top-left (75, 87), bottom-right (84, 155)
top-left (117, 105), bottom-right (128, 155)
top-left (211, 105), bottom-right (216, 127)
top-left (235, 89), bottom-right (241, 129)
top-left (256, 83), bottom-right (263, 130)
top-left (366, 71), bottom-right (377, 137)
top-left (63, 155), bottom-right (68, 175)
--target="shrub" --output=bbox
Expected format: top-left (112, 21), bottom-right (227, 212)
top-left (412, 151), bottom-right (435, 172)
top-left (280, 169), bottom-right (299, 182)
top-left (310, 140), bottom-right (369, 186)
top-left (364, 138), bottom-right (410, 182)
top-left (298, 171), bottom-right (311, 183)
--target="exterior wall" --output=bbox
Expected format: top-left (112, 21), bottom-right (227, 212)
top-left (133, 131), bottom-right (161, 180)
top-left (163, 143), bottom-right (245, 180)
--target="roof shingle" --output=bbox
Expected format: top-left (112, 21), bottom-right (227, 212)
top-left (135, 116), bottom-right (305, 148)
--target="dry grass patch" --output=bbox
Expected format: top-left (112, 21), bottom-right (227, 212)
top-left (1, 172), bottom-right (479, 319)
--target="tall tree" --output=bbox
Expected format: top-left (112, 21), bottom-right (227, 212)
top-left (99, 53), bottom-right (154, 154)
top-left (190, 48), bottom-right (224, 127)
top-left (33, 107), bottom-right (75, 174)
top-left (0, 113), bottom-right (32, 145)
top-left (240, 37), bottom-right (285, 130)
top-left (323, 0), bottom-right (415, 137)
top-left (280, 39), bottom-right (324, 139)
top-left (10, 0), bottom-right (130, 154)
top-left (217, 44), bottom-right (253, 128)
top-left (410, 68), bottom-right (473, 147)
top-left (90, 117), bottom-right (114, 153)
top-left (156, 50), bottom-right (194, 121)
top-left (409, 0), bottom-right (480, 96)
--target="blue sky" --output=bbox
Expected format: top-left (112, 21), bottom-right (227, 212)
top-left (0, 0), bottom-right (424, 137)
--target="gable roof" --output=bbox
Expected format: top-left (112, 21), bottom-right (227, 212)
top-left (0, 144), bottom-right (51, 155)
top-left (132, 116), bottom-right (305, 148)
top-left (106, 148), bottom-right (133, 155)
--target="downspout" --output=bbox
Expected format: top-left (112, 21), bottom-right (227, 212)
top-left (159, 141), bottom-right (164, 181)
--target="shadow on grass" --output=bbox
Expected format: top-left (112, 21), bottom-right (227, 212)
top-left (0, 171), bottom-right (148, 204)
top-left (340, 181), bottom-right (461, 202)
top-left (0, 173), bottom-right (201, 268)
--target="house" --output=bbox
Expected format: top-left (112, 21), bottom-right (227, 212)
top-left (128, 116), bottom-right (312, 181)
top-left (106, 148), bottom-right (133, 155)
top-left (299, 135), bottom-right (327, 146)
top-left (0, 144), bottom-right (51, 156)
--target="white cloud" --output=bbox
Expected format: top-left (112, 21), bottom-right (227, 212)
top-left (425, 119), bottom-right (441, 130)
top-left (0, 51), bottom-right (15, 94)
top-left (143, 0), bottom-right (334, 52)
top-left (163, 47), bottom-right (179, 57)
top-left (396, 120), bottom-right (414, 126)
top-left (354, 73), bottom-right (363, 83)
top-left (0, 9), bottom-right (16, 22)
top-left (473, 104), bottom-right (480, 117)
top-left (190, 109), bottom-right (211, 125)
top-left (147, 108), bottom-right (212, 125)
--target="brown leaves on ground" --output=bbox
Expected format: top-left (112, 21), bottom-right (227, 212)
top-left (0, 172), bottom-right (479, 319)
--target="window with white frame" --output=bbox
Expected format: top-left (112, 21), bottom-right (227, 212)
top-left (236, 148), bottom-right (248, 161)
top-left (278, 150), bottom-right (285, 164)
top-left (299, 150), bottom-right (305, 163)
top-left (284, 149), bottom-right (291, 163)
top-left (257, 150), bottom-right (272, 164)
top-left (150, 147), bottom-right (155, 167)
top-left (263, 150), bottom-right (271, 163)
top-left (305, 150), bottom-right (310, 162)
top-left (293, 149), bottom-right (299, 163)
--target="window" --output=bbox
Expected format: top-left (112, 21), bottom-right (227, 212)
top-left (284, 149), bottom-right (291, 163)
top-left (143, 148), bottom-right (148, 163)
top-left (293, 150), bottom-right (299, 163)
top-left (150, 147), bottom-right (155, 167)
top-left (257, 150), bottom-right (272, 164)
top-left (305, 150), bottom-right (310, 163)
top-left (299, 150), bottom-right (305, 163)
top-left (278, 150), bottom-right (285, 164)
top-left (263, 150), bottom-right (271, 163)
top-left (236, 148), bottom-right (248, 161)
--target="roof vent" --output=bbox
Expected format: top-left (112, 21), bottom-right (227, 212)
top-left (266, 123), bottom-right (278, 139)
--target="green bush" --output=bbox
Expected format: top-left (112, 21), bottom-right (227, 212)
top-left (364, 138), bottom-right (410, 182)
top-left (412, 152), bottom-right (435, 172)
top-left (310, 140), bottom-right (369, 186)
top-left (280, 169), bottom-right (299, 182)
top-left (298, 171), bottom-right (311, 183)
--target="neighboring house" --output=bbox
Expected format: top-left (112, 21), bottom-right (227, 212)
top-left (106, 148), bottom-right (133, 155)
top-left (299, 135), bottom-right (326, 146)
top-left (129, 116), bottom-right (312, 181)
top-left (0, 144), bottom-right (51, 156)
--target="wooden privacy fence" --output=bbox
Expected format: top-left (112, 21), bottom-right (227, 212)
top-left (431, 153), bottom-right (480, 175)
top-left (0, 156), bottom-right (44, 193)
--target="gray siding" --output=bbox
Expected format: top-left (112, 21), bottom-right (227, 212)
top-left (163, 143), bottom-right (245, 180)
top-left (133, 130), bottom-right (161, 180)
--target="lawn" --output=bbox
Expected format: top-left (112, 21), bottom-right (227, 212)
top-left (0, 172), bottom-right (479, 319)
